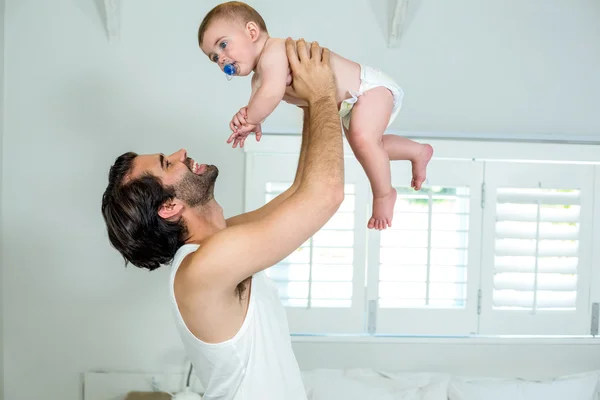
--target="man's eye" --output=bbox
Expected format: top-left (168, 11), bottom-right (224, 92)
top-left (166, 161), bottom-right (171, 168)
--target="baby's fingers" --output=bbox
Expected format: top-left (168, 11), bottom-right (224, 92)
top-left (226, 130), bottom-right (238, 144)
top-left (255, 125), bottom-right (263, 142)
top-left (232, 116), bottom-right (242, 130)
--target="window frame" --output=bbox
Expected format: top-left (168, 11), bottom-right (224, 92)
top-left (243, 135), bottom-right (600, 339)
top-left (373, 159), bottom-right (485, 335)
top-left (244, 152), bottom-right (370, 333)
top-left (478, 161), bottom-right (596, 335)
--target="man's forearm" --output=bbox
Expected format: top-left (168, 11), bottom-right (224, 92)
top-left (247, 107), bottom-right (310, 206)
top-left (298, 96), bottom-right (344, 194)
top-left (291, 107), bottom-right (310, 188)
top-left (225, 108), bottom-right (311, 227)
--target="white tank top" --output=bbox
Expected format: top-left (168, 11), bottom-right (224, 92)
top-left (168, 243), bottom-right (308, 400)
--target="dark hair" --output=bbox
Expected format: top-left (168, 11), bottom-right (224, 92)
top-left (198, 1), bottom-right (268, 46)
top-left (101, 152), bottom-right (187, 271)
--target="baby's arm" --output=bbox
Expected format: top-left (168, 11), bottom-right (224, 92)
top-left (229, 73), bottom-right (259, 132)
top-left (244, 42), bottom-right (288, 127)
top-left (227, 74), bottom-right (262, 148)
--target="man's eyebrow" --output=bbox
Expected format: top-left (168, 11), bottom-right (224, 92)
top-left (159, 154), bottom-right (165, 169)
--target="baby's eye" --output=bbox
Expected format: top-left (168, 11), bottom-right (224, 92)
top-left (212, 55), bottom-right (219, 63)
top-left (219, 41), bottom-right (227, 49)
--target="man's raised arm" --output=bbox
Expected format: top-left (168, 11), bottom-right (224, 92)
top-left (225, 106), bottom-right (311, 227)
top-left (194, 39), bottom-right (345, 289)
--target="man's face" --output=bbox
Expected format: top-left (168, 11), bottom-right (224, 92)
top-left (130, 149), bottom-right (219, 208)
top-left (200, 18), bottom-right (257, 77)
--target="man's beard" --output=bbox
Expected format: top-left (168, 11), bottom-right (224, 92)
top-left (173, 164), bottom-right (219, 207)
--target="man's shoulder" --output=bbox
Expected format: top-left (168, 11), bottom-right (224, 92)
top-left (172, 244), bottom-right (209, 292)
top-left (176, 230), bottom-right (233, 272)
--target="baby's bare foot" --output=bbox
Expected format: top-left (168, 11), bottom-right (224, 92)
top-left (368, 189), bottom-right (397, 230)
top-left (411, 144), bottom-right (434, 190)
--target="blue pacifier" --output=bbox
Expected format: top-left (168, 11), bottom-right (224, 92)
top-left (224, 63), bottom-right (236, 80)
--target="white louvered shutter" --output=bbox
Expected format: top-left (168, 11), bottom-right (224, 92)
top-left (245, 153), bottom-right (369, 333)
top-left (479, 162), bottom-right (595, 335)
top-left (372, 159), bottom-right (484, 335)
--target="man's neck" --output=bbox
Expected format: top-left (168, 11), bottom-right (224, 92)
top-left (182, 199), bottom-right (226, 245)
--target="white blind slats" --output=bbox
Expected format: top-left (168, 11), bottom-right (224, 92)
top-left (265, 182), bottom-right (356, 308)
top-left (495, 240), bottom-right (579, 257)
top-left (495, 222), bottom-right (579, 240)
top-left (379, 186), bottom-right (470, 309)
top-left (494, 256), bottom-right (578, 274)
top-left (493, 273), bottom-right (577, 291)
top-left (496, 191), bottom-right (580, 205)
top-left (493, 187), bottom-right (580, 311)
top-left (495, 208), bottom-right (580, 223)
top-left (493, 291), bottom-right (577, 309)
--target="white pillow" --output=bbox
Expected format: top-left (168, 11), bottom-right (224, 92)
top-left (302, 369), bottom-right (449, 400)
top-left (448, 371), bottom-right (600, 400)
top-left (375, 370), bottom-right (454, 390)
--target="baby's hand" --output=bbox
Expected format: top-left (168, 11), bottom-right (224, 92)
top-left (228, 123), bottom-right (262, 148)
top-left (227, 107), bottom-right (262, 148)
top-left (229, 107), bottom-right (248, 133)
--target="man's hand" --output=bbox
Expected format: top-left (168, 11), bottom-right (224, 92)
top-left (284, 38), bottom-right (336, 104)
top-left (227, 107), bottom-right (262, 148)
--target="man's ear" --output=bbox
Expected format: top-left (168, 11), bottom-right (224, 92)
top-left (158, 199), bottom-right (184, 220)
top-left (246, 21), bottom-right (260, 42)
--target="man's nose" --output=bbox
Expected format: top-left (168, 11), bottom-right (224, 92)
top-left (169, 149), bottom-right (187, 162)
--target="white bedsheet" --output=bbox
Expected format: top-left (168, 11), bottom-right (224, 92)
top-left (302, 369), bottom-right (450, 400)
top-left (300, 369), bottom-right (600, 400)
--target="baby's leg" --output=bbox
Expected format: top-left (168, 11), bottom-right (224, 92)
top-left (382, 135), bottom-right (433, 191)
top-left (345, 87), bottom-right (397, 230)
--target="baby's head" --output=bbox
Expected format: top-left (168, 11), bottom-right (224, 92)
top-left (198, 1), bottom-right (268, 77)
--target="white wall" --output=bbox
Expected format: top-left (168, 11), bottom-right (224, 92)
top-left (0, 0), bottom-right (5, 398)
top-left (2, 0), bottom-right (600, 399)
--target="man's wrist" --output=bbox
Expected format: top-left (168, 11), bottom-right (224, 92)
top-left (307, 94), bottom-right (337, 110)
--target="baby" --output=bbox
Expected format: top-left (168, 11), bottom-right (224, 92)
top-left (198, 1), bottom-right (433, 230)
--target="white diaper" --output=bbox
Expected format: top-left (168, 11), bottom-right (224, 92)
top-left (338, 64), bottom-right (404, 130)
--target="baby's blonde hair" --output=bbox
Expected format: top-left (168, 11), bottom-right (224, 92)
top-left (198, 1), bottom-right (268, 47)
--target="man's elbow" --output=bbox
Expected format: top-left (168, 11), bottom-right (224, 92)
top-left (298, 182), bottom-right (344, 212)
top-left (326, 184), bottom-right (345, 212)
top-left (333, 186), bottom-right (345, 207)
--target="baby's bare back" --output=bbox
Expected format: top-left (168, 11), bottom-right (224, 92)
top-left (257, 38), bottom-right (362, 108)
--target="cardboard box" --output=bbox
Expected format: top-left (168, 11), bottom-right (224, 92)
top-left (124, 392), bottom-right (172, 400)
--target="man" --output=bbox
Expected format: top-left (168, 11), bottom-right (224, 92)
top-left (101, 38), bottom-right (344, 400)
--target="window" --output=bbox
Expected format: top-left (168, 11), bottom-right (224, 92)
top-left (378, 186), bottom-right (471, 309)
top-left (244, 140), bottom-right (600, 337)
top-left (492, 188), bottom-right (580, 311)
top-left (373, 160), bottom-right (483, 335)
top-left (265, 182), bottom-right (357, 308)
top-left (479, 162), bottom-right (595, 335)
top-left (245, 154), bottom-right (368, 333)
